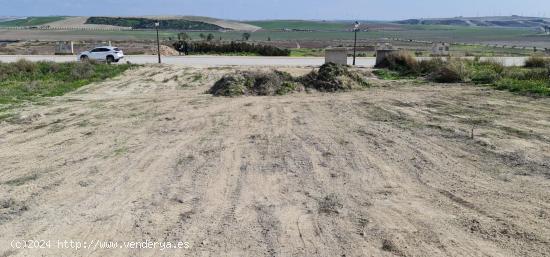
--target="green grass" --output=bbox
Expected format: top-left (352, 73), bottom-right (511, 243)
top-left (0, 16), bottom-right (66, 27)
top-left (44, 24), bottom-right (536, 42)
top-left (0, 60), bottom-right (133, 105)
top-left (494, 78), bottom-right (550, 96)
top-left (373, 69), bottom-right (408, 80)
top-left (246, 20), bottom-right (352, 31)
top-left (290, 48), bottom-right (324, 57)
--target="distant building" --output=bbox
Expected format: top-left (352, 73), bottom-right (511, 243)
top-left (54, 41), bottom-right (74, 55)
top-left (432, 42), bottom-right (450, 56)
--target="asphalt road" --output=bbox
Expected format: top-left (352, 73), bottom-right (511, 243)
top-left (0, 55), bottom-right (529, 67)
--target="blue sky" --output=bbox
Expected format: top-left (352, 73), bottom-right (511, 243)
top-left (1, 0), bottom-right (550, 20)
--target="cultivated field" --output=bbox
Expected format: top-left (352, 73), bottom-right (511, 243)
top-left (0, 65), bottom-right (549, 256)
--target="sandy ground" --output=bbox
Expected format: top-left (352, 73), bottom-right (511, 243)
top-left (0, 65), bottom-right (549, 257)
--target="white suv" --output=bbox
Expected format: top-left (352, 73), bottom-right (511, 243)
top-left (78, 46), bottom-right (124, 63)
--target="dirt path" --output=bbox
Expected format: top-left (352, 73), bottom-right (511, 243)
top-left (1, 65), bottom-right (549, 257)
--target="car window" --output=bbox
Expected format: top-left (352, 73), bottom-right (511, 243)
top-left (91, 48), bottom-right (101, 52)
top-left (113, 48), bottom-right (120, 51)
top-left (99, 48), bottom-right (110, 52)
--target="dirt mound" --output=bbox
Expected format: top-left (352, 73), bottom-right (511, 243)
top-left (301, 63), bottom-right (369, 92)
top-left (209, 70), bottom-right (301, 96)
top-left (159, 45), bottom-right (180, 56)
top-left (209, 63), bottom-right (368, 97)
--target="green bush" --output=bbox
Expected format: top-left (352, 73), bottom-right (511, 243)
top-left (373, 69), bottom-right (402, 80)
top-left (173, 41), bottom-right (290, 56)
top-left (495, 78), bottom-right (550, 96)
top-left (471, 67), bottom-right (499, 84)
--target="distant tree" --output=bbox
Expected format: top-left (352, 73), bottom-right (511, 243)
top-left (199, 33), bottom-right (206, 40)
top-left (206, 33), bottom-right (215, 42)
top-left (242, 32), bottom-right (251, 41)
top-left (177, 32), bottom-right (191, 41)
top-left (267, 36), bottom-right (271, 41)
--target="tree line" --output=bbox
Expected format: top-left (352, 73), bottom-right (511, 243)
top-left (86, 17), bottom-right (223, 30)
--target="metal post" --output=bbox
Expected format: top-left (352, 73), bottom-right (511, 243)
top-left (353, 21), bottom-right (360, 66)
top-left (353, 29), bottom-right (357, 66)
top-left (156, 22), bottom-right (161, 64)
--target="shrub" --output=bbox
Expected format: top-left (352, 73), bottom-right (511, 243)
top-left (173, 41), bottom-right (290, 56)
top-left (468, 60), bottom-right (504, 84)
top-left (69, 62), bottom-right (95, 80)
top-left (504, 67), bottom-right (549, 80)
top-left (376, 51), bottom-right (420, 75)
top-left (428, 59), bottom-right (469, 83)
top-left (477, 59), bottom-right (505, 74)
top-left (524, 55), bottom-right (549, 68)
top-left (13, 59), bottom-right (38, 74)
top-left (471, 67), bottom-right (499, 84)
top-left (495, 78), bottom-right (550, 96)
top-left (419, 58), bottom-right (445, 74)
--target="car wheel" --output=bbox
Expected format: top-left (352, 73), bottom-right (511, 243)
top-left (80, 55), bottom-right (89, 61)
top-left (106, 56), bottom-right (115, 64)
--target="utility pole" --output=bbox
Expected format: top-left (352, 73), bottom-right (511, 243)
top-left (353, 21), bottom-right (360, 66)
top-left (155, 21), bottom-right (161, 64)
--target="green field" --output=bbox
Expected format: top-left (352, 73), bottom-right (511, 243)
top-left (246, 20), bottom-right (353, 31)
top-left (0, 16), bottom-right (66, 27)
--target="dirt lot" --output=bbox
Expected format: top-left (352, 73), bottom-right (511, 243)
top-left (0, 65), bottom-right (549, 257)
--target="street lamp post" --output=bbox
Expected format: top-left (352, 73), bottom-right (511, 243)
top-left (155, 21), bottom-right (161, 64)
top-left (353, 21), bottom-right (360, 66)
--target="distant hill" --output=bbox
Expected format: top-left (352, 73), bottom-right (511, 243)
top-left (86, 17), bottom-right (224, 30)
top-left (396, 16), bottom-right (550, 28)
top-left (0, 16), bottom-right (260, 31)
top-left (0, 16), bottom-right (66, 27)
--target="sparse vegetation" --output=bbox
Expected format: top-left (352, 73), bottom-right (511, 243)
top-left (0, 60), bottom-right (133, 105)
top-left (318, 194), bottom-right (343, 215)
top-left (374, 51), bottom-right (550, 96)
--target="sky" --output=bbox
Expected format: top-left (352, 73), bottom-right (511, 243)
top-left (1, 0), bottom-right (550, 20)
